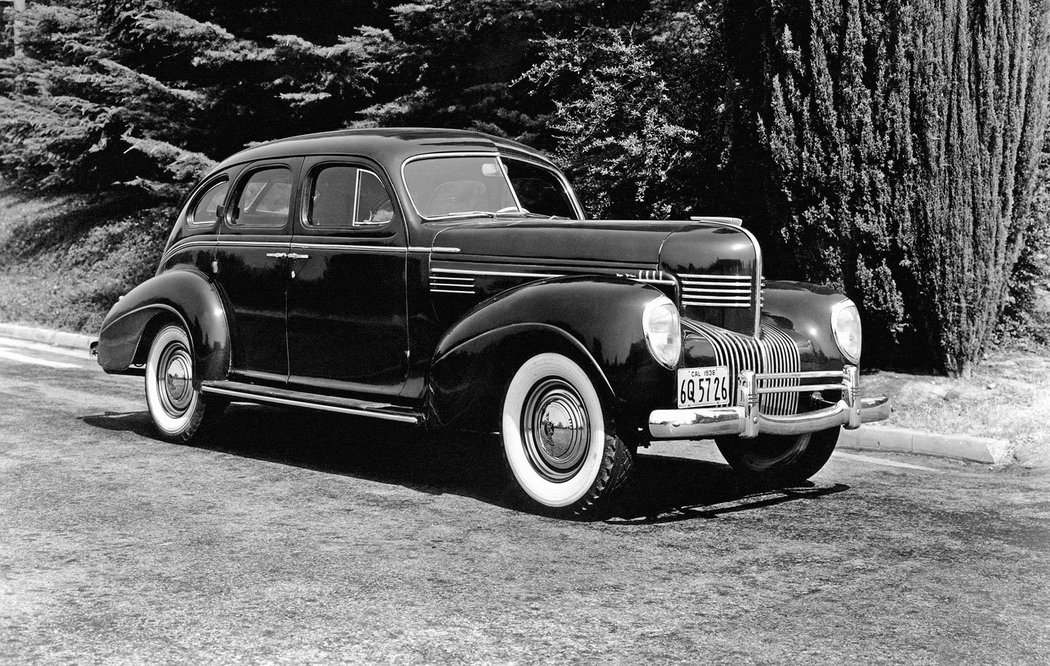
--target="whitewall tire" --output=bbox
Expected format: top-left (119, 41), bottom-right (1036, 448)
top-left (144, 324), bottom-right (212, 442)
top-left (501, 353), bottom-right (632, 517)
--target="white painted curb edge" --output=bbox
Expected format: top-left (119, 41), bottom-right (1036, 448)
top-left (839, 425), bottom-right (1010, 465)
top-left (0, 323), bottom-right (95, 356)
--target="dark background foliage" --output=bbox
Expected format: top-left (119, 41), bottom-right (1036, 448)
top-left (1, 0), bottom-right (1048, 375)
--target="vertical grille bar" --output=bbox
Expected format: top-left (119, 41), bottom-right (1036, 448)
top-left (683, 320), bottom-right (801, 416)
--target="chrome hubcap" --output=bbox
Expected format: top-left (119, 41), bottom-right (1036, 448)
top-left (157, 343), bottom-right (193, 418)
top-left (522, 378), bottom-right (590, 482)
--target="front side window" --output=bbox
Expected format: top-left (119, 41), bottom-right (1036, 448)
top-left (306, 165), bottom-right (394, 228)
top-left (189, 179), bottom-right (229, 225)
top-left (233, 167), bottom-right (293, 228)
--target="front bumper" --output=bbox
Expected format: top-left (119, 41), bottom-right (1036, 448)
top-left (649, 365), bottom-right (890, 439)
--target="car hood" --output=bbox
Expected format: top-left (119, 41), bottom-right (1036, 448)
top-left (431, 218), bottom-right (722, 266)
top-left (430, 217), bottom-right (761, 336)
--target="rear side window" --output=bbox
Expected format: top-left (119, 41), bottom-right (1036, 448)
top-left (233, 167), bottom-right (293, 228)
top-left (189, 179), bottom-right (228, 226)
top-left (306, 165), bottom-right (393, 228)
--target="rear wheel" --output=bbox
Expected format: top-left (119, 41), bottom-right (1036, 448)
top-left (715, 428), bottom-right (840, 485)
top-left (501, 353), bottom-right (632, 518)
top-left (144, 325), bottom-right (221, 443)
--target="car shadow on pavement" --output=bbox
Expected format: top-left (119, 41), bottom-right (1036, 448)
top-left (80, 405), bottom-right (850, 523)
top-left (608, 456), bottom-right (850, 525)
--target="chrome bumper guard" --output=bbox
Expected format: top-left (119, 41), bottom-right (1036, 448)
top-left (649, 365), bottom-right (890, 440)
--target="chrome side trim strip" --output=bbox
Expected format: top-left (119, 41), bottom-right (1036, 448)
top-left (162, 238), bottom-right (462, 263)
top-left (431, 267), bottom-right (564, 279)
top-left (678, 273), bottom-right (753, 280)
top-left (201, 385), bottom-right (422, 424)
top-left (429, 275), bottom-right (474, 282)
top-left (431, 266), bottom-right (674, 285)
top-left (291, 242), bottom-right (403, 253)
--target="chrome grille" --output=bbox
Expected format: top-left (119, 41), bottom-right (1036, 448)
top-left (683, 320), bottom-right (801, 416)
top-left (678, 273), bottom-right (753, 309)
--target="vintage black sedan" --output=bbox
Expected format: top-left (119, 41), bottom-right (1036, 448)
top-left (93, 128), bottom-right (889, 517)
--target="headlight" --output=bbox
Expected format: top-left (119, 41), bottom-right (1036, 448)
top-left (643, 296), bottom-right (681, 369)
top-left (832, 299), bottom-right (862, 364)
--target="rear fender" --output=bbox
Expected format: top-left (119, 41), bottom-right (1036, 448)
top-left (428, 276), bottom-right (675, 438)
top-left (96, 269), bottom-right (231, 380)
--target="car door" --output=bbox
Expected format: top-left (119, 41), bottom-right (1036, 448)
top-left (286, 157), bottom-right (409, 397)
top-left (216, 158), bottom-right (302, 383)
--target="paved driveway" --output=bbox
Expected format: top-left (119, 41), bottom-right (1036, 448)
top-left (1, 339), bottom-right (1047, 663)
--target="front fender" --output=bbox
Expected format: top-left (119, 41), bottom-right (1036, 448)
top-left (428, 276), bottom-right (674, 439)
top-left (97, 268), bottom-right (231, 379)
top-left (761, 280), bottom-right (851, 369)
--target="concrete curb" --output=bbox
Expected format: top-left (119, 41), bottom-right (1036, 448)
top-left (839, 425), bottom-right (1010, 465)
top-left (0, 323), bottom-right (95, 356)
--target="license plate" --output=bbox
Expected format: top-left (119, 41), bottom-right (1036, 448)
top-left (677, 366), bottom-right (731, 408)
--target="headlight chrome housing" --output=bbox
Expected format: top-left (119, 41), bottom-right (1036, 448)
top-left (831, 299), bottom-right (862, 364)
top-left (643, 296), bottom-right (682, 369)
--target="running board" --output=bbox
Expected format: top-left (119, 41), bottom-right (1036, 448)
top-left (201, 381), bottom-right (423, 425)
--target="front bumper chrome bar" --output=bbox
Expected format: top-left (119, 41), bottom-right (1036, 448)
top-left (649, 365), bottom-right (890, 440)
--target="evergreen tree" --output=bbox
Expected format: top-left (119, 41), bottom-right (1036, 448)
top-left (356, 0), bottom-right (654, 144)
top-left (0, 0), bottom-right (380, 195)
top-left (763, 0), bottom-right (1050, 375)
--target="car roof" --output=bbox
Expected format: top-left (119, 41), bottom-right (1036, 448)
top-left (207, 127), bottom-right (556, 177)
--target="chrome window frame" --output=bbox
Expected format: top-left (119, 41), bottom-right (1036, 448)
top-left (400, 152), bottom-right (584, 221)
top-left (300, 163), bottom-right (394, 231)
top-left (501, 154), bottom-right (584, 220)
top-left (229, 165), bottom-right (295, 229)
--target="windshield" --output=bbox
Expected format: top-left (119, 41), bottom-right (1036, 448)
top-left (403, 155), bottom-right (578, 220)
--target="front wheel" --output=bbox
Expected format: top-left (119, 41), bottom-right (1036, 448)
top-left (715, 428), bottom-right (840, 485)
top-left (144, 324), bottom-right (220, 443)
top-left (501, 353), bottom-right (632, 519)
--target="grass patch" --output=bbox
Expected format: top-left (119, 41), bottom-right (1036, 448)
top-left (0, 185), bottom-right (174, 333)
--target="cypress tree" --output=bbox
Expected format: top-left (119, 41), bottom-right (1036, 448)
top-left (764, 0), bottom-right (1050, 375)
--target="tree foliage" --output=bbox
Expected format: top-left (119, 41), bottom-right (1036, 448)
top-left (763, 0), bottom-right (1050, 375)
top-left (524, 3), bottom-right (727, 219)
top-left (2, 0), bottom-right (1049, 374)
top-left (0, 0), bottom-right (382, 195)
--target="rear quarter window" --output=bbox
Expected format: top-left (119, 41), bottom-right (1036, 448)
top-left (189, 179), bottom-right (229, 226)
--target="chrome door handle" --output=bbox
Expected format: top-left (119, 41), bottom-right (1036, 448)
top-left (265, 252), bottom-right (288, 258)
top-left (287, 253), bottom-right (310, 260)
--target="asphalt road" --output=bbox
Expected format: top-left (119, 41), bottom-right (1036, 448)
top-left (1, 338), bottom-right (1048, 664)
